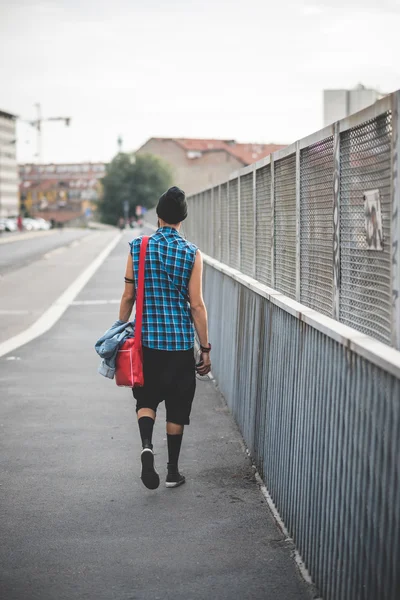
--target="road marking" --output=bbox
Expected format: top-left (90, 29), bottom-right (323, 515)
top-left (41, 232), bottom-right (99, 259)
top-left (0, 230), bottom-right (57, 245)
top-left (71, 299), bottom-right (120, 306)
top-left (0, 232), bottom-right (123, 358)
top-left (43, 246), bottom-right (67, 259)
top-left (81, 231), bottom-right (100, 243)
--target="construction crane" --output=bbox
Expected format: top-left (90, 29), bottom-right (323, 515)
top-left (23, 103), bottom-right (71, 163)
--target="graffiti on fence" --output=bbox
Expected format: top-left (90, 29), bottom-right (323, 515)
top-left (364, 189), bottom-right (383, 251)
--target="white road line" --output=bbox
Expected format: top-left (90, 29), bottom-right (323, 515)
top-left (0, 230), bottom-right (57, 245)
top-left (43, 246), bottom-right (67, 259)
top-left (0, 232), bottom-right (123, 358)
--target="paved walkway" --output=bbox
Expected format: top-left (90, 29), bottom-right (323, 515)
top-left (0, 232), bottom-right (314, 600)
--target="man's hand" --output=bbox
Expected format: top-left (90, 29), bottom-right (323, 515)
top-left (196, 351), bottom-right (211, 376)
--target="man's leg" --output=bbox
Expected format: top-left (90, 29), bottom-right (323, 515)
top-left (166, 421), bottom-right (185, 488)
top-left (138, 408), bottom-right (156, 448)
top-left (137, 408), bottom-right (159, 490)
top-left (132, 347), bottom-right (161, 491)
top-left (164, 348), bottom-right (195, 488)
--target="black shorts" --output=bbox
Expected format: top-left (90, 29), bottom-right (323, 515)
top-left (132, 346), bottom-right (196, 425)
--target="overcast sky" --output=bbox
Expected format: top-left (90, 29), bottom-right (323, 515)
top-left (1, 0), bottom-right (400, 164)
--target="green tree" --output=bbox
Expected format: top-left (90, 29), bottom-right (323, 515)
top-left (98, 152), bottom-right (172, 225)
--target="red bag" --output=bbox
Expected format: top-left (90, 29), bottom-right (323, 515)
top-left (115, 236), bottom-right (149, 388)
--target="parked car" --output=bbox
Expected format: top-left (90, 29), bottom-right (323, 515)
top-left (0, 218), bottom-right (17, 232)
top-left (23, 218), bottom-right (41, 231)
top-left (23, 218), bottom-right (51, 231)
top-left (35, 218), bottom-right (51, 230)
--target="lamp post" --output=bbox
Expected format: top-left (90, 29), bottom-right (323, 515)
top-left (0, 138), bottom-right (16, 224)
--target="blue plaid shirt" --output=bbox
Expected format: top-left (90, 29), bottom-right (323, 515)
top-left (130, 227), bottom-right (198, 351)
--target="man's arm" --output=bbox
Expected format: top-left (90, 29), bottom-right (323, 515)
top-left (119, 253), bottom-right (136, 322)
top-left (188, 250), bottom-right (211, 373)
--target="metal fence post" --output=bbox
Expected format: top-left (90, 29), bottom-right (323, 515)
top-left (201, 192), bottom-right (205, 251)
top-left (227, 180), bottom-right (230, 265)
top-left (333, 122), bottom-right (341, 321)
top-left (253, 167), bottom-right (257, 279)
top-left (209, 187), bottom-right (214, 257)
top-left (391, 91), bottom-right (400, 349)
top-left (295, 141), bottom-right (301, 301)
top-left (271, 155), bottom-right (275, 289)
top-left (238, 175), bottom-right (241, 271)
top-left (214, 185), bottom-right (220, 261)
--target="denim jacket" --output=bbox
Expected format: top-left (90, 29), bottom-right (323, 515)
top-left (94, 320), bottom-right (134, 379)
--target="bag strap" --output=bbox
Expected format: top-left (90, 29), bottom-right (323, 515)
top-left (134, 236), bottom-right (149, 349)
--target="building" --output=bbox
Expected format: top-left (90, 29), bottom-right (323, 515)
top-left (135, 138), bottom-right (286, 195)
top-left (19, 162), bottom-right (106, 224)
top-left (323, 84), bottom-right (385, 126)
top-left (0, 110), bottom-right (18, 218)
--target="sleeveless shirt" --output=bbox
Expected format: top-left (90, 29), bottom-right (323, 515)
top-left (130, 227), bottom-right (198, 351)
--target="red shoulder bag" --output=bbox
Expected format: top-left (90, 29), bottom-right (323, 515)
top-left (115, 236), bottom-right (149, 388)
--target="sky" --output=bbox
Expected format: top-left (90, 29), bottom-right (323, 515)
top-left (1, 0), bottom-right (400, 164)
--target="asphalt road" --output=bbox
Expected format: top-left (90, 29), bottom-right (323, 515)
top-left (0, 229), bottom-right (118, 344)
top-left (0, 229), bottom-right (91, 275)
top-left (0, 231), bottom-right (315, 600)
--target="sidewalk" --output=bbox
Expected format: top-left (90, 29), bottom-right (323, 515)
top-left (0, 233), bottom-right (315, 600)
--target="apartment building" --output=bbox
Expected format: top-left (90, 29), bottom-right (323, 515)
top-left (0, 110), bottom-right (18, 217)
top-left (323, 84), bottom-right (385, 126)
top-left (19, 162), bottom-right (106, 223)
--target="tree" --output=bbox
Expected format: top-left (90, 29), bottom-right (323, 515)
top-left (98, 153), bottom-right (172, 225)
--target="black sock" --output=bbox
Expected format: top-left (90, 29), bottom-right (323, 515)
top-left (167, 433), bottom-right (183, 468)
top-left (138, 416), bottom-right (155, 448)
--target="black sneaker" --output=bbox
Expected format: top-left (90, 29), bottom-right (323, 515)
top-left (165, 464), bottom-right (186, 488)
top-left (140, 445), bottom-right (160, 490)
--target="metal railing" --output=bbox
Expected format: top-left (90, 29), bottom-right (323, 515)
top-left (202, 256), bottom-right (400, 600)
top-left (184, 92), bottom-right (400, 351)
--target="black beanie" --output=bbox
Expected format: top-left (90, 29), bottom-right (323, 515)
top-left (156, 186), bottom-right (187, 224)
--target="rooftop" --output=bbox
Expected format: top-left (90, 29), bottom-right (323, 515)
top-left (149, 137), bottom-right (287, 166)
top-left (0, 109), bottom-right (17, 120)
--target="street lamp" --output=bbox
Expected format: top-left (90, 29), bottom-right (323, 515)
top-left (0, 138), bottom-right (16, 223)
top-left (121, 153), bottom-right (137, 226)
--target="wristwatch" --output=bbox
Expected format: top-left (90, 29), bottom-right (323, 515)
top-left (200, 343), bottom-right (211, 353)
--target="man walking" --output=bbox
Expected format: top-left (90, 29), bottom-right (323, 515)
top-left (118, 186), bottom-right (211, 490)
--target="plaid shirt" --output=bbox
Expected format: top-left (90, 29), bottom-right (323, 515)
top-left (130, 227), bottom-right (198, 351)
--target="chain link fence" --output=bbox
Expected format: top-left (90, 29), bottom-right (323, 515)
top-left (300, 136), bottom-right (334, 315)
top-left (255, 164), bottom-right (272, 285)
top-left (274, 152), bottom-right (297, 298)
top-left (239, 172), bottom-right (254, 277)
top-left (185, 93), bottom-right (400, 349)
top-left (340, 112), bottom-right (392, 343)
